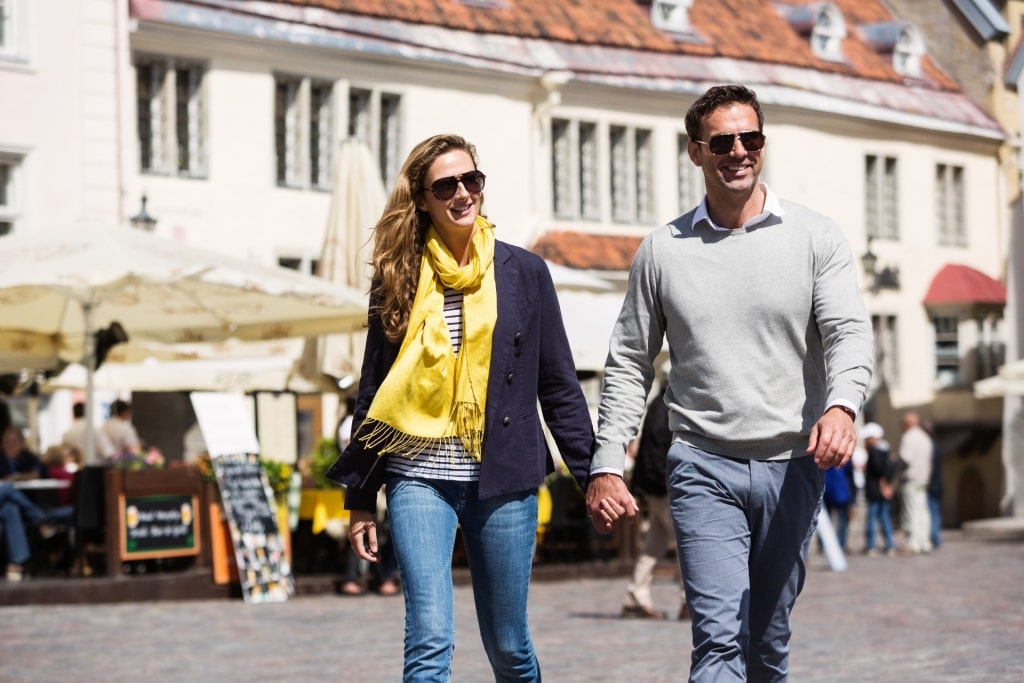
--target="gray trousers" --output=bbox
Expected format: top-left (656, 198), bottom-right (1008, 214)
top-left (668, 442), bottom-right (823, 683)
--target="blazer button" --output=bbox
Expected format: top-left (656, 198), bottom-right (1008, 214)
top-left (502, 416), bottom-right (511, 426)
top-left (506, 372), bottom-right (513, 384)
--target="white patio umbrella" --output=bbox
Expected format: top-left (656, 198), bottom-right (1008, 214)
top-left (0, 226), bottom-right (369, 462)
top-left (301, 138), bottom-right (385, 389)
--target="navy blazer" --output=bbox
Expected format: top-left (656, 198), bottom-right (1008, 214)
top-left (326, 240), bottom-right (595, 511)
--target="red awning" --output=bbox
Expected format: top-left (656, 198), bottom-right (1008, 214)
top-left (923, 264), bottom-right (1006, 306)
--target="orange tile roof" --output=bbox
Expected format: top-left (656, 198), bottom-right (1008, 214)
top-left (531, 230), bottom-right (643, 271)
top-left (272, 0), bottom-right (958, 89)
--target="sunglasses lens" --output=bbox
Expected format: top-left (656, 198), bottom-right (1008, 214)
top-left (708, 134), bottom-right (736, 155)
top-left (739, 131), bottom-right (765, 151)
top-left (430, 178), bottom-right (459, 200)
top-left (462, 171), bottom-right (485, 193)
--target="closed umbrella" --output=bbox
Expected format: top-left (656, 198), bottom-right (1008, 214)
top-left (302, 138), bottom-right (386, 388)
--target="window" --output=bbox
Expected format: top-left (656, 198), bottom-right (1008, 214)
top-left (278, 256), bottom-right (320, 276)
top-left (810, 5), bottom-right (846, 61)
top-left (0, 0), bottom-right (21, 61)
top-left (609, 126), bottom-right (654, 224)
top-left (136, 57), bottom-right (206, 177)
top-left (677, 134), bottom-right (704, 212)
top-left (348, 87), bottom-right (403, 189)
top-left (893, 25), bottom-right (924, 78)
top-left (0, 155), bottom-right (19, 235)
top-left (936, 164), bottom-right (966, 246)
top-left (551, 118), bottom-right (599, 221)
top-left (552, 118), bottom-right (653, 225)
top-left (275, 75), bottom-right (334, 190)
top-left (865, 155), bottom-right (898, 240)
top-left (934, 316), bottom-right (960, 387)
top-left (871, 314), bottom-right (899, 390)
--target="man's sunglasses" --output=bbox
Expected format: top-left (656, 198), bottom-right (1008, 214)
top-left (694, 130), bottom-right (766, 156)
top-left (423, 170), bottom-right (487, 201)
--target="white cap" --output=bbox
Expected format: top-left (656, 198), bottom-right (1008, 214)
top-left (860, 422), bottom-right (884, 440)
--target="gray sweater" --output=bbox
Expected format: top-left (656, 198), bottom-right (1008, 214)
top-left (593, 198), bottom-right (873, 468)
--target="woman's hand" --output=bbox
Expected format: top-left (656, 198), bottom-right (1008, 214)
top-left (347, 510), bottom-right (380, 562)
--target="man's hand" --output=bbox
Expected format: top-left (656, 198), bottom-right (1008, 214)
top-left (585, 473), bottom-right (639, 534)
top-left (807, 406), bottom-right (857, 470)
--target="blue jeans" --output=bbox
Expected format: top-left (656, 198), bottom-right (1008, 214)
top-left (927, 494), bottom-right (942, 548)
top-left (0, 483), bottom-right (47, 565)
top-left (865, 498), bottom-right (895, 551)
top-left (386, 477), bottom-right (540, 683)
top-left (668, 443), bottom-right (823, 683)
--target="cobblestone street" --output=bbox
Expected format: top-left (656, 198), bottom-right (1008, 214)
top-left (2, 530), bottom-right (1022, 682)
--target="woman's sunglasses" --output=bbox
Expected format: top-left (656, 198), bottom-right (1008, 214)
top-left (694, 130), bottom-right (766, 156)
top-left (423, 170), bottom-right (486, 201)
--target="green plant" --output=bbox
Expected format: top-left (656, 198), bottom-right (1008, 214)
top-left (260, 458), bottom-right (294, 501)
top-left (310, 438), bottom-right (340, 490)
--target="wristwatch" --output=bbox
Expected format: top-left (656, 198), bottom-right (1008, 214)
top-left (832, 405), bottom-right (856, 421)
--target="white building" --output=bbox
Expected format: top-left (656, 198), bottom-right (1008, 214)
top-left (0, 0), bottom-right (1012, 522)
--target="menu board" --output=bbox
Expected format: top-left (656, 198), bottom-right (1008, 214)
top-left (212, 453), bottom-right (294, 603)
top-left (119, 494), bottom-right (200, 560)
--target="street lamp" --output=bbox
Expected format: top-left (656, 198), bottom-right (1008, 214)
top-left (861, 237), bottom-right (900, 293)
top-left (129, 194), bottom-right (157, 231)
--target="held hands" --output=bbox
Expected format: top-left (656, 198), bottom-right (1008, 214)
top-left (807, 406), bottom-right (857, 470)
top-left (347, 510), bottom-right (380, 563)
top-left (585, 473), bottom-right (639, 534)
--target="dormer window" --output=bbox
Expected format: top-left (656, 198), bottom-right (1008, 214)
top-left (893, 25), bottom-right (924, 77)
top-left (859, 21), bottom-right (925, 78)
top-left (775, 3), bottom-right (847, 62)
top-left (811, 5), bottom-right (846, 61)
top-left (651, 0), bottom-right (694, 35)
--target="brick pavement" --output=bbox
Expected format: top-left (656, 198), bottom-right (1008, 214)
top-left (1, 530), bottom-right (1022, 682)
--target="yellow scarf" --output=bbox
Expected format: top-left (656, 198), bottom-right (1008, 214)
top-left (359, 216), bottom-right (496, 461)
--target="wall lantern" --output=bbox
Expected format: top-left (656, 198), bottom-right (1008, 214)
top-left (129, 194), bottom-right (157, 231)
top-left (861, 237), bottom-right (900, 293)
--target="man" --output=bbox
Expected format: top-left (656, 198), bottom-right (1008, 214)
top-left (860, 422), bottom-right (896, 557)
top-left (620, 374), bottom-right (687, 621)
top-left (591, 84), bottom-right (873, 681)
top-left (898, 412), bottom-right (933, 554)
top-left (102, 399), bottom-right (140, 457)
top-left (62, 402), bottom-right (116, 462)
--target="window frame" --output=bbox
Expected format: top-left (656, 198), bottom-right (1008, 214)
top-left (348, 86), bottom-right (403, 190)
top-left (0, 152), bottom-right (21, 236)
top-left (865, 154), bottom-right (899, 240)
top-left (935, 163), bottom-right (966, 247)
top-left (135, 55), bottom-right (207, 178)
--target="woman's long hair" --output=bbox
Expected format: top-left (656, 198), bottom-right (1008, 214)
top-left (372, 134), bottom-right (480, 343)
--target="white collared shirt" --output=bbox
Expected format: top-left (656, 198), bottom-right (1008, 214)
top-left (692, 183), bottom-right (786, 232)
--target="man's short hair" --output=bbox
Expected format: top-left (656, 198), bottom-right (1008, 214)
top-left (72, 402), bottom-right (86, 419)
top-left (685, 84), bottom-right (765, 142)
top-left (111, 399), bottom-right (131, 416)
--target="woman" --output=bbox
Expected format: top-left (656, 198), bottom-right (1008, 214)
top-left (327, 134), bottom-right (596, 681)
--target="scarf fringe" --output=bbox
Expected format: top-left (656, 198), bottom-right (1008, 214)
top-left (359, 400), bottom-right (483, 462)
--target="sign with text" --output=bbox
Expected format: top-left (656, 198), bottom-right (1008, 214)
top-left (212, 453), bottom-right (293, 603)
top-left (119, 494), bottom-right (200, 560)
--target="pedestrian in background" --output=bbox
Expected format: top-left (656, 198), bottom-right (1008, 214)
top-left (823, 457), bottom-right (856, 552)
top-left (327, 133), bottom-right (631, 681)
top-left (923, 419), bottom-right (943, 549)
top-left (591, 84), bottom-right (873, 681)
top-left (861, 422), bottom-right (897, 557)
top-left (898, 412), bottom-right (933, 554)
top-left (620, 376), bottom-right (688, 621)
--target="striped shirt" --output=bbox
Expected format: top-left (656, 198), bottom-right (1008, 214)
top-left (385, 288), bottom-right (482, 482)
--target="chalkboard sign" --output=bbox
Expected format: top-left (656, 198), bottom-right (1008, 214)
top-left (212, 453), bottom-right (294, 603)
top-left (119, 494), bottom-right (200, 560)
